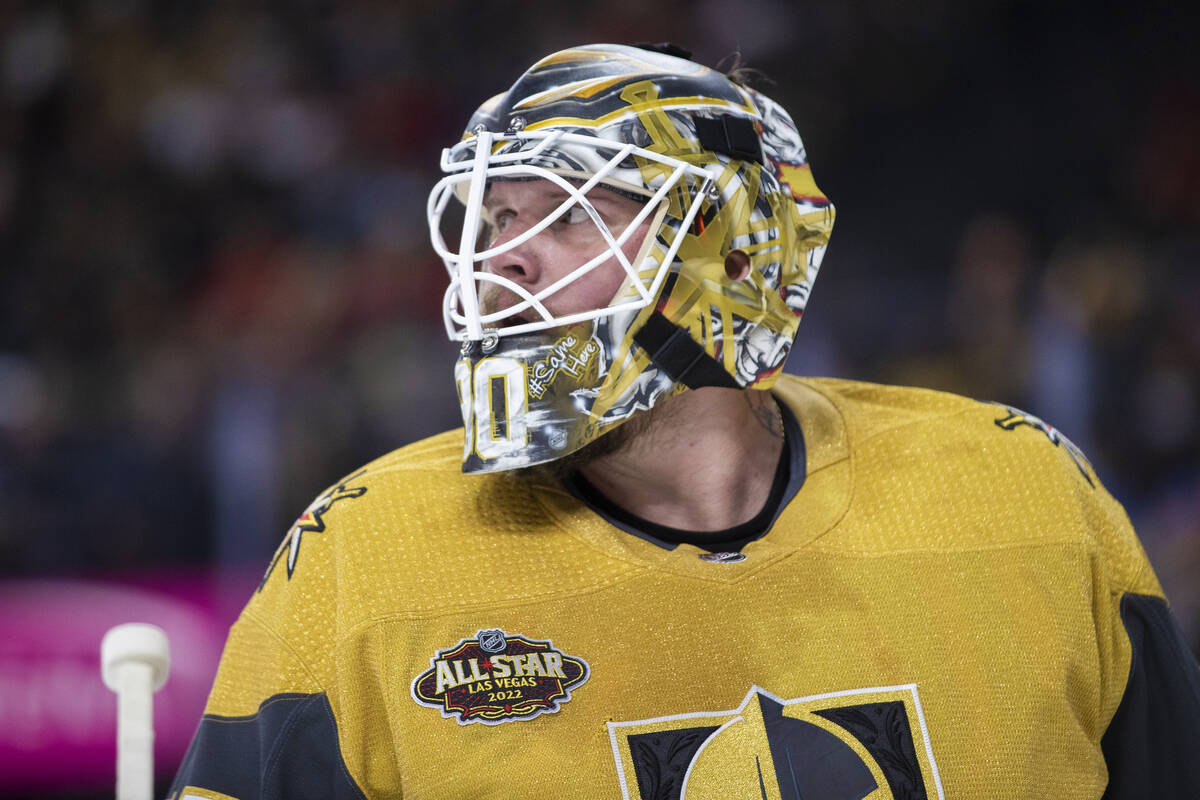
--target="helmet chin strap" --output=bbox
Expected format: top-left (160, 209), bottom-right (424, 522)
top-left (632, 312), bottom-right (741, 390)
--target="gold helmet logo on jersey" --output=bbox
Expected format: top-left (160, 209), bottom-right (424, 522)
top-left (608, 685), bottom-right (946, 800)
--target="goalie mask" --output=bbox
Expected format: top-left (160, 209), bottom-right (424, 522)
top-left (428, 43), bottom-right (835, 473)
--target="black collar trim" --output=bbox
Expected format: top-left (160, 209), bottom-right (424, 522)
top-left (563, 394), bottom-right (806, 552)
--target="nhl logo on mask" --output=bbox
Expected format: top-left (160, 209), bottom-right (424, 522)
top-left (411, 629), bottom-right (589, 725)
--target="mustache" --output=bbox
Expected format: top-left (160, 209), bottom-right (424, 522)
top-left (477, 285), bottom-right (517, 315)
top-left (477, 284), bottom-right (537, 325)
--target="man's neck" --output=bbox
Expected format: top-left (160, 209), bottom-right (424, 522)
top-left (578, 387), bottom-right (785, 532)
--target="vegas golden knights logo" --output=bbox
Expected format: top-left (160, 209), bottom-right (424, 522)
top-left (992, 404), bottom-right (1094, 487)
top-left (608, 685), bottom-right (945, 800)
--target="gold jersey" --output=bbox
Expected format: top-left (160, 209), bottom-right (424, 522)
top-left (170, 377), bottom-right (1199, 800)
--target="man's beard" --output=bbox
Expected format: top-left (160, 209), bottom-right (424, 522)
top-left (521, 394), bottom-right (679, 484)
top-left (476, 284), bottom-right (504, 316)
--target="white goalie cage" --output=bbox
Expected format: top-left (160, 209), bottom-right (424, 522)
top-left (428, 128), bottom-right (717, 343)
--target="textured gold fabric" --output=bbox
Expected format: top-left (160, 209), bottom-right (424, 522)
top-left (200, 376), bottom-right (1161, 798)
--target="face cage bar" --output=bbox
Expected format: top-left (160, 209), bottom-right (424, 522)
top-left (427, 129), bottom-right (716, 342)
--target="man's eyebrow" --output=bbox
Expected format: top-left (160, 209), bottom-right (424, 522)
top-left (481, 189), bottom-right (568, 209)
top-left (483, 183), bottom-right (627, 210)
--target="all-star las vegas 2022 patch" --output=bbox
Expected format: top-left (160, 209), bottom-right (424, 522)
top-left (410, 629), bottom-right (589, 725)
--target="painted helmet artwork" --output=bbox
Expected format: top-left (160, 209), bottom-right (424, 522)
top-left (427, 43), bottom-right (835, 473)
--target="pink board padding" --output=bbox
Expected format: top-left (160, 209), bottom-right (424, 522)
top-left (0, 571), bottom-right (254, 793)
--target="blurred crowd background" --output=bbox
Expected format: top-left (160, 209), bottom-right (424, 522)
top-left (0, 0), bottom-right (1197, 795)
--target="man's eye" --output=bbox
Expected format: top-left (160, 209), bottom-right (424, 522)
top-left (493, 211), bottom-right (515, 232)
top-left (561, 205), bottom-right (591, 225)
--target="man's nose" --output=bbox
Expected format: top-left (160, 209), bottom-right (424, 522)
top-left (485, 223), bottom-right (542, 286)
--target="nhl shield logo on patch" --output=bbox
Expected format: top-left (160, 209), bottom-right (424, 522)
top-left (411, 629), bottom-right (589, 725)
